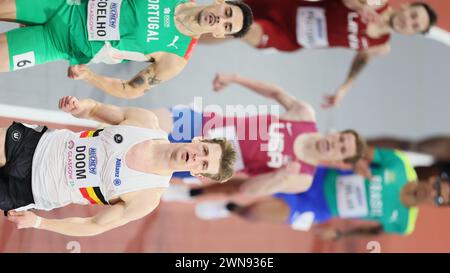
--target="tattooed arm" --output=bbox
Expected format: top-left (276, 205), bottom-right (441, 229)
top-left (68, 52), bottom-right (187, 99)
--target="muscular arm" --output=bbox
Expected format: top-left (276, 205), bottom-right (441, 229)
top-left (337, 44), bottom-right (390, 98)
top-left (81, 53), bottom-right (186, 99)
top-left (341, 51), bottom-right (372, 93)
top-left (240, 169), bottom-right (313, 197)
top-left (61, 97), bottom-right (160, 128)
top-left (225, 74), bottom-right (316, 121)
top-left (37, 189), bottom-right (163, 237)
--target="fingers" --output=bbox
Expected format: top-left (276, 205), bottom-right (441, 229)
top-left (59, 96), bottom-right (69, 110)
top-left (68, 65), bottom-right (86, 80)
top-left (58, 96), bottom-right (79, 112)
top-left (8, 210), bottom-right (24, 216)
top-left (68, 66), bottom-right (77, 79)
top-left (212, 74), bottom-right (224, 92)
top-left (321, 95), bottom-right (337, 109)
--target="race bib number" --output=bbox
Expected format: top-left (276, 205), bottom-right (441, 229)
top-left (87, 0), bottom-right (122, 41)
top-left (296, 7), bottom-right (329, 48)
top-left (13, 51), bottom-right (35, 71)
top-left (65, 138), bottom-right (102, 189)
top-left (336, 175), bottom-right (369, 218)
top-left (205, 126), bottom-right (245, 171)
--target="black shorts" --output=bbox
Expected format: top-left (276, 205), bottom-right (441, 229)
top-left (0, 122), bottom-right (47, 213)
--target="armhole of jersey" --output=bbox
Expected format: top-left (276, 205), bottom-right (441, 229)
top-left (376, 3), bottom-right (390, 13)
top-left (184, 38), bottom-right (198, 60)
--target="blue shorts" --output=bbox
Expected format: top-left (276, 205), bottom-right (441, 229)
top-left (168, 106), bottom-right (203, 179)
top-left (274, 167), bottom-right (332, 224)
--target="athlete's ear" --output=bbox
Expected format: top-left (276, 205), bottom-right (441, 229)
top-left (192, 136), bottom-right (204, 143)
top-left (191, 172), bottom-right (204, 178)
top-left (212, 31), bottom-right (226, 39)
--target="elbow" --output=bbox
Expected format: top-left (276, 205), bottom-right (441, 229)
top-left (82, 219), bottom-right (118, 237)
top-left (123, 85), bottom-right (146, 99)
top-left (82, 223), bottom-right (110, 237)
top-left (109, 83), bottom-right (146, 99)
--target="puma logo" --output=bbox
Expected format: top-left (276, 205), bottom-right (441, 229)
top-left (167, 36), bottom-right (179, 49)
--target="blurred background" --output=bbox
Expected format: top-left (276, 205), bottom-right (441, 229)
top-left (1, 0), bottom-right (450, 252)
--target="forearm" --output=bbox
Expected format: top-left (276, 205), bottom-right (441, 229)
top-left (231, 74), bottom-right (298, 109)
top-left (84, 73), bottom-right (146, 99)
top-left (232, 74), bottom-right (284, 100)
top-left (241, 172), bottom-right (285, 196)
top-left (339, 53), bottom-right (371, 94)
top-left (74, 99), bottom-right (126, 125)
top-left (39, 217), bottom-right (108, 237)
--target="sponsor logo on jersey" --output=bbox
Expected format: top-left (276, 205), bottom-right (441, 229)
top-left (109, 2), bottom-right (119, 28)
top-left (114, 134), bottom-right (123, 144)
top-left (67, 140), bottom-right (75, 150)
top-left (11, 130), bottom-right (21, 142)
top-left (113, 158), bottom-right (122, 186)
top-left (164, 7), bottom-right (171, 28)
top-left (88, 148), bottom-right (97, 175)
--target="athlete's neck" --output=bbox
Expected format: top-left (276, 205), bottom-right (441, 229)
top-left (128, 141), bottom-right (174, 176)
top-left (367, 8), bottom-right (395, 37)
top-left (174, 3), bottom-right (204, 38)
top-left (151, 143), bottom-right (193, 173)
top-left (293, 133), bottom-right (322, 165)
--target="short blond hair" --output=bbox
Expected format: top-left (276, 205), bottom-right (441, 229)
top-left (200, 138), bottom-right (236, 183)
top-left (341, 129), bottom-right (366, 164)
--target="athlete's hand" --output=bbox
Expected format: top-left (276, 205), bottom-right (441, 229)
top-left (315, 227), bottom-right (341, 241)
top-left (59, 96), bottom-right (83, 116)
top-left (321, 91), bottom-right (345, 109)
top-left (212, 73), bottom-right (235, 92)
top-left (68, 65), bottom-right (93, 80)
top-left (7, 210), bottom-right (40, 229)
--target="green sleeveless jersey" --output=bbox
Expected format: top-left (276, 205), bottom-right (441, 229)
top-left (323, 148), bottom-right (419, 235)
top-left (69, 0), bottom-right (197, 65)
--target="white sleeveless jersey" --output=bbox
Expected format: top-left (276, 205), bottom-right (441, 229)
top-left (31, 125), bottom-right (171, 211)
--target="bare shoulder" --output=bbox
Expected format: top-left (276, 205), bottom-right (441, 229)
top-left (119, 108), bottom-right (161, 130)
top-left (120, 188), bottom-right (166, 212)
top-left (281, 103), bottom-right (316, 122)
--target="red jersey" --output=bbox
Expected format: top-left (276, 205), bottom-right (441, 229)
top-left (202, 113), bottom-right (318, 177)
top-left (245, 0), bottom-right (390, 51)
